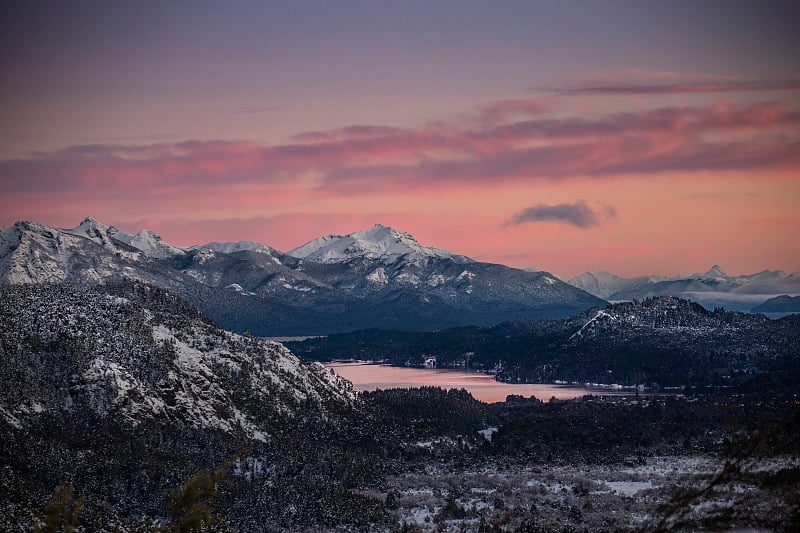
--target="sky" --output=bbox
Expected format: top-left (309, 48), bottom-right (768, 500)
top-left (1, 0), bottom-right (799, 278)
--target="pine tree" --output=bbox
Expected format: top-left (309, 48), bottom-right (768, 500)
top-left (34, 482), bottom-right (84, 533)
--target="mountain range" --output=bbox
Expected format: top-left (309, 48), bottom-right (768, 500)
top-left (0, 218), bottom-right (605, 335)
top-left (567, 265), bottom-right (800, 312)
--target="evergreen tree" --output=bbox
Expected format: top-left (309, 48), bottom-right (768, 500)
top-left (34, 482), bottom-right (84, 533)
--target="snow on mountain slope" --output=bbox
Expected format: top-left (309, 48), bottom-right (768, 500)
top-left (690, 264), bottom-right (729, 281)
top-left (63, 216), bottom-right (127, 251)
top-left (61, 216), bottom-right (185, 259)
top-left (288, 224), bottom-right (471, 266)
top-left (568, 265), bottom-right (800, 311)
top-left (113, 228), bottom-right (186, 259)
top-left (567, 271), bottom-right (637, 299)
top-left (193, 240), bottom-right (279, 259)
top-left (0, 220), bottom-right (130, 283)
top-left (0, 282), bottom-right (355, 437)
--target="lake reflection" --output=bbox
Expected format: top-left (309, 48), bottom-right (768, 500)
top-left (326, 363), bottom-right (633, 403)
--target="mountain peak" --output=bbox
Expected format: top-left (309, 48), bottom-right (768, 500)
top-left (287, 225), bottom-right (466, 265)
top-left (62, 217), bottom-right (186, 259)
top-left (73, 216), bottom-right (109, 232)
top-left (63, 217), bottom-right (115, 246)
top-left (352, 224), bottom-right (417, 244)
top-left (193, 240), bottom-right (277, 256)
top-left (691, 264), bottom-right (728, 280)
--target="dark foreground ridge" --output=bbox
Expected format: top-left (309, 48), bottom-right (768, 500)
top-left (1, 283), bottom-right (798, 531)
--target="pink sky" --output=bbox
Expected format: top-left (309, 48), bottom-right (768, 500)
top-left (1, 2), bottom-right (799, 278)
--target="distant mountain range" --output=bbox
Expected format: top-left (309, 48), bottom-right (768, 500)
top-left (567, 265), bottom-right (800, 312)
top-left (0, 218), bottom-right (604, 335)
top-left (751, 294), bottom-right (800, 313)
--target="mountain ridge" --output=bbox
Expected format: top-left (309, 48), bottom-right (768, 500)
top-left (287, 223), bottom-right (471, 266)
top-left (0, 217), bottom-right (605, 334)
top-left (568, 265), bottom-right (800, 311)
top-left (0, 281), bottom-right (355, 436)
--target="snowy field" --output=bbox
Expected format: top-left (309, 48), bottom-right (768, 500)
top-left (368, 454), bottom-right (799, 532)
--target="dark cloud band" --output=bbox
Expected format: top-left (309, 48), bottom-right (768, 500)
top-left (508, 202), bottom-right (616, 229)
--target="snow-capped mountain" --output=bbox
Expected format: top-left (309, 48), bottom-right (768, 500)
top-left (564, 271), bottom-right (639, 299)
top-left (0, 217), bottom-right (605, 334)
top-left (288, 224), bottom-right (470, 266)
top-left (0, 219), bottom-right (143, 284)
top-left (568, 265), bottom-right (800, 311)
top-left (64, 216), bottom-right (186, 259)
top-left (0, 281), bottom-right (354, 435)
top-left (192, 240), bottom-right (279, 256)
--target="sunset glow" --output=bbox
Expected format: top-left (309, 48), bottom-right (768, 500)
top-left (2, 1), bottom-right (798, 278)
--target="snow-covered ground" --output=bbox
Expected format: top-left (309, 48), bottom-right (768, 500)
top-left (380, 454), bottom-right (799, 532)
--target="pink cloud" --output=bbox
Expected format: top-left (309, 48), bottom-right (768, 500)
top-left (2, 100), bottom-right (797, 202)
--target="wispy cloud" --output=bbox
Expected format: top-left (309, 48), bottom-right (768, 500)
top-left (506, 202), bottom-right (616, 229)
top-left (553, 79), bottom-right (800, 96)
top-left (228, 105), bottom-right (277, 114)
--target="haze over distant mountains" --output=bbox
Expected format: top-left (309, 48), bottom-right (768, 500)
top-left (0, 218), bottom-right (604, 335)
top-left (567, 265), bottom-right (800, 313)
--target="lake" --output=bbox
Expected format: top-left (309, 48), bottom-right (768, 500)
top-left (326, 363), bottom-right (639, 403)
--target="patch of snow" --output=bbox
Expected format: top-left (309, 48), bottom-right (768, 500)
top-left (456, 270), bottom-right (476, 281)
top-left (571, 309), bottom-right (617, 339)
top-left (105, 295), bottom-right (130, 306)
top-left (225, 283), bottom-right (255, 296)
top-left (184, 268), bottom-right (221, 286)
top-left (427, 274), bottom-right (450, 287)
top-left (395, 272), bottom-right (420, 285)
top-left (192, 240), bottom-right (277, 257)
top-left (125, 229), bottom-right (185, 258)
top-left (282, 283), bottom-right (312, 292)
top-left (82, 356), bottom-right (167, 423)
top-left (604, 480), bottom-right (655, 497)
top-left (193, 248), bottom-right (216, 264)
top-left (367, 267), bottom-right (389, 284)
top-left (478, 427), bottom-right (498, 442)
